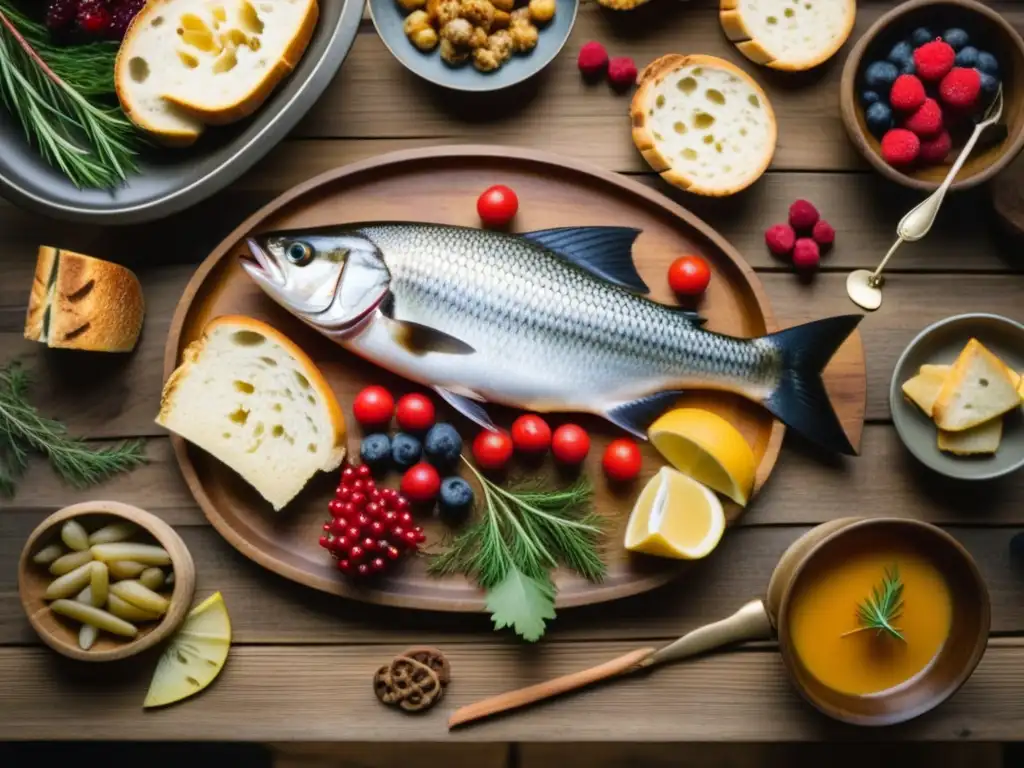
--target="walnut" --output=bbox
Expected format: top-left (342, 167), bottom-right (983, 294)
top-left (403, 9), bottom-right (431, 37)
top-left (410, 26), bottom-right (439, 50)
top-left (439, 37), bottom-right (470, 65)
top-left (468, 25), bottom-right (488, 49)
top-left (434, 0), bottom-right (461, 27)
top-left (459, 0), bottom-right (495, 31)
top-left (491, 9), bottom-right (510, 29)
top-left (473, 47), bottom-right (501, 72)
top-left (440, 17), bottom-right (473, 46)
top-left (490, 0), bottom-right (513, 10)
top-left (528, 0), bottom-right (555, 25)
top-left (487, 29), bottom-right (513, 62)
top-left (395, 0), bottom-right (427, 11)
top-left (509, 20), bottom-right (538, 53)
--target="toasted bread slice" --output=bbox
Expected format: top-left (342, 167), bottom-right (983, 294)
top-left (902, 369), bottom-right (946, 416)
top-left (933, 339), bottom-right (1020, 431)
top-left (938, 418), bottom-right (1003, 456)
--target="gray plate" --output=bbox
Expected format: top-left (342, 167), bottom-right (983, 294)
top-left (369, 0), bottom-right (577, 92)
top-left (890, 313), bottom-right (1024, 481)
top-left (0, 0), bottom-right (363, 225)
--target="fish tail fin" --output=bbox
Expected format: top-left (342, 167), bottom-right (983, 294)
top-left (762, 315), bottom-right (863, 456)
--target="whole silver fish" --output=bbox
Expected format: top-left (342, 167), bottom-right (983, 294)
top-left (243, 223), bottom-right (860, 454)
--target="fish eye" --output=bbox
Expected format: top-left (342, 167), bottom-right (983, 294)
top-left (285, 242), bottom-right (314, 266)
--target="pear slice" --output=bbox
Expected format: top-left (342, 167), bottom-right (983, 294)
top-left (144, 592), bottom-right (231, 709)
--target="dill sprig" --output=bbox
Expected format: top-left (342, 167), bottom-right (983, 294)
top-left (841, 565), bottom-right (905, 642)
top-left (0, 362), bottom-right (147, 497)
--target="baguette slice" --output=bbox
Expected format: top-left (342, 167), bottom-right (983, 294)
top-left (933, 339), bottom-right (1020, 432)
top-left (157, 315), bottom-right (346, 510)
top-left (631, 54), bottom-right (776, 197)
top-left (24, 247), bottom-right (144, 352)
top-left (938, 418), bottom-right (1003, 456)
top-left (720, 0), bottom-right (856, 72)
top-left (901, 368), bottom-right (946, 416)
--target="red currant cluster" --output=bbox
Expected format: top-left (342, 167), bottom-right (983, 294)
top-left (46, 0), bottom-right (146, 40)
top-left (318, 464), bottom-right (426, 578)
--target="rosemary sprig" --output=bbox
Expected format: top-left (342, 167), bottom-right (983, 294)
top-left (841, 565), bottom-right (905, 642)
top-left (0, 362), bottom-right (147, 497)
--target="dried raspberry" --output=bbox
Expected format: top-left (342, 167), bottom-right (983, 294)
top-left (889, 74), bottom-right (926, 111)
top-left (607, 56), bottom-right (638, 91)
top-left (904, 98), bottom-right (943, 137)
top-left (764, 224), bottom-right (796, 257)
top-left (811, 220), bottom-right (835, 249)
top-left (881, 128), bottom-right (921, 166)
top-left (914, 40), bottom-right (955, 81)
top-left (76, 0), bottom-right (111, 35)
top-left (788, 199), bottom-right (820, 231)
top-left (938, 67), bottom-right (981, 109)
top-left (577, 41), bottom-right (609, 80)
top-left (46, 0), bottom-right (79, 30)
top-left (109, 0), bottom-right (146, 39)
top-left (792, 238), bottom-right (820, 270)
top-left (919, 130), bottom-right (953, 164)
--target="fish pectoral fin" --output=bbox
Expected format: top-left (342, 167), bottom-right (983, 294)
top-left (605, 391), bottom-right (689, 439)
top-left (387, 318), bottom-right (476, 356)
top-left (434, 387), bottom-right (498, 431)
top-left (522, 227), bottom-right (650, 294)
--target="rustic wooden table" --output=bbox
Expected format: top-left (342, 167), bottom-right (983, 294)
top-left (2, 0), bottom-right (1024, 745)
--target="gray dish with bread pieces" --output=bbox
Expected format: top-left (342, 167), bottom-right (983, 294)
top-left (0, 0), bottom-right (362, 225)
top-left (369, 0), bottom-right (577, 92)
top-left (890, 313), bottom-right (1024, 481)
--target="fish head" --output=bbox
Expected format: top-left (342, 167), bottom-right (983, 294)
top-left (242, 229), bottom-right (391, 330)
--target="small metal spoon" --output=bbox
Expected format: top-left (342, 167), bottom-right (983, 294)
top-left (847, 86), bottom-right (1004, 311)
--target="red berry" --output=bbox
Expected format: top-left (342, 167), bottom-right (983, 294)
top-left (764, 224), bottom-right (796, 257)
top-left (667, 255), bottom-right (711, 296)
top-left (880, 128), bottom-right (921, 166)
top-left (77, 1), bottom-right (111, 34)
top-left (939, 67), bottom-right (981, 109)
top-left (328, 499), bottom-right (343, 516)
top-left (401, 462), bottom-right (442, 502)
top-left (399, 511), bottom-right (413, 525)
top-left (356, 463), bottom-right (371, 478)
top-left (904, 98), bottom-right (943, 137)
top-left (396, 393), bottom-right (436, 432)
top-left (338, 560), bottom-right (352, 573)
top-left (914, 40), bottom-right (956, 81)
top-left (472, 430), bottom-right (514, 470)
top-left (788, 200), bottom-right (820, 231)
top-left (792, 238), bottom-right (821, 271)
top-left (342, 466), bottom-right (356, 482)
top-left (889, 74), bottom-right (926, 111)
top-left (349, 546), bottom-right (364, 561)
top-left (551, 424), bottom-right (590, 464)
top-left (602, 439), bottom-right (642, 482)
top-left (387, 546), bottom-right (401, 560)
top-left (511, 414), bottom-right (552, 453)
top-left (607, 56), bottom-right (638, 91)
top-left (352, 386), bottom-right (395, 428)
top-left (357, 564), bottom-right (370, 576)
top-left (319, 536), bottom-right (330, 549)
top-left (811, 220), bottom-right (836, 249)
top-left (350, 492), bottom-right (366, 508)
top-left (477, 185), bottom-right (519, 228)
top-left (336, 486), bottom-right (351, 500)
top-left (578, 41), bottom-right (609, 79)
top-left (372, 558), bottom-right (386, 572)
top-left (919, 130), bottom-right (953, 164)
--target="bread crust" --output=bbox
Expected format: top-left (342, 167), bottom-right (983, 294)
top-left (630, 54), bottom-right (777, 197)
top-left (933, 339), bottom-right (1019, 431)
top-left (24, 247), bottom-right (145, 353)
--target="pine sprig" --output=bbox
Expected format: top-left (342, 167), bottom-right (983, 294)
top-left (842, 565), bottom-right (905, 642)
top-left (0, 362), bottom-right (147, 497)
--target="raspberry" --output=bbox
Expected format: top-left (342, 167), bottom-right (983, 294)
top-left (919, 130), bottom-right (953, 164)
top-left (938, 67), bottom-right (981, 109)
top-left (904, 98), bottom-right (943, 137)
top-left (913, 40), bottom-right (955, 81)
top-left (881, 128), bottom-right (921, 166)
top-left (811, 220), bottom-right (835, 249)
top-left (792, 239), bottom-right (820, 270)
top-left (788, 199), bottom-right (819, 231)
top-left (46, 0), bottom-right (79, 30)
top-left (889, 74), bottom-right (926, 111)
top-left (607, 56), bottom-right (638, 91)
top-left (764, 224), bottom-right (796, 257)
top-left (577, 41), bottom-right (609, 80)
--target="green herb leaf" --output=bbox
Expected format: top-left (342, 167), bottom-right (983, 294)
top-left (486, 566), bottom-right (556, 643)
top-left (842, 565), bottom-right (905, 642)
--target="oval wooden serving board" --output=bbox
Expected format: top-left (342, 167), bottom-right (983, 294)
top-left (164, 145), bottom-right (866, 612)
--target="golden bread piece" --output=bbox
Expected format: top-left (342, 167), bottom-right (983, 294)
top-left (937, 418), bottom-right (1003, 456)
top-left (932, 339), bottom-right (1020, 432)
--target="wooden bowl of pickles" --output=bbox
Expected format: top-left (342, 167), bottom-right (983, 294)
top-left (18, 501), bottom-right (196, 662)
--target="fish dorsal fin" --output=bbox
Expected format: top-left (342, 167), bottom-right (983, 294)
top-left (605, 391), bottom-right (689, 438)
top-left (522, 227), bottom-right (650, 294)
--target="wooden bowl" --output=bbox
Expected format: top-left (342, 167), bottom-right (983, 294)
top-left (776, 518), bottom-right (990, 726)
top-left (18, 501), bottom-right (196, 662)
top-left (839, 0), bottom-right (1024, 192)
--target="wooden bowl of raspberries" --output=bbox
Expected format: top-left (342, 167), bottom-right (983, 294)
top-left (840, 0), bottom-right (1024, 191)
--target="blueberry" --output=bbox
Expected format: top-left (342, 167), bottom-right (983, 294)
top-left (360, 433), bottom-right (391, 472)
top-left (887, 40), bottom-right (914, 66)
top-left (977, 51), bottom-right (999, 76)
top-left (860, 90), bottom-right (881, 106)
top-left (911, 27), bottom-right (934, 47)
top-left (438, 476), bottom-right (474, 524)
top-left (865, 102), bottom-right (894, 138)
top-left (979, 72), bottom-right (1000, 97)
top-left (955, 45), bottom-right (979, 68)
top-left (423, 422), bottom-right (463, 469)
top-left (391, 432), bottom-right (422, 470)
top-left (942, 28), bottom-right (970, 51)
top-left (899, 58), bottom-right (916, 76)
top-left (864, 61), bottom-right (899, 90)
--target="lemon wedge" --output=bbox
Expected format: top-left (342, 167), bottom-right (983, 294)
top-left (625, 467), bottom-right (725, 559)
top-left (648, 408), bottom-right (756, 506)
top-left (144, 592), bottom-right (231, 709)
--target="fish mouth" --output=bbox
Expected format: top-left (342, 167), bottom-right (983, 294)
top-left (241, 238), bottom-right (285, 287)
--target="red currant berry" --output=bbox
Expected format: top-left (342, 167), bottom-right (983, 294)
top-left (356, 513), bottom-right (370, 527)
top-left (384, 510), bottom-right (398, 523)
top-left (362, 537), bottom-right (376, 551)
top-left (322, 522), bottom-right (332, 532)
top-left (404, 530), bottom-right (419, 545)
top-left (337, 486), bottom-right (352, 501)
top-left (347, 527), bottom-right (360, 540)
top-left (369, 489), bottom-right (382, 503)
top-left (342, 466), bottom-right (356, 482)
top-left (357, 564), bottom-right (370, 576)
top-left (356, 464), bottom-right (371, 478)
top-left (399, 511), bottom-right (413, 525)
top-left (338, 559), bottom-right (352, 573)
top-left (352, 479), bottom-right (366, 493)
top-left (335, 536), bottom-right (350, 551)
top-left (370, 521), bottom-right (385, 536)
top-left (350, 492), bottom-right (366, 507)
top-left (395, 497), bottom-right (410, 511)
top-left (366, 502), bottom-right (381, 517)
top-left (318, 536), bottom-right (330, 548)
top-left (328, 499), bottom-right (344, 516)
top-left (329, 519), bottom-right (345, 534)
top-left (350, 546), bottom-right (365, 561)
top-left (387, 546), bottom-right (401, 560)
top-left (372, 557), bottom-right (386, 572)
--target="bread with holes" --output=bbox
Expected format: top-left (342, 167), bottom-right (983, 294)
top-left (720, 0), bottom-right (856, 71)
top-left (116, 0), bottom-right (318, 141)
top-left (23, 247), bottom-right (144, 352)
top-left (156, 315), bottom-right (346, 510)
top-left (631, 54), bottom-right (777, 197)
top-left (937, 418), bottom-right (1003, 456)
top-left (932, 339), bottom-right (1020, 432)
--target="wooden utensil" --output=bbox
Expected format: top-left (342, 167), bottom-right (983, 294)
top-left (18, 501), bottom-right (196, 662)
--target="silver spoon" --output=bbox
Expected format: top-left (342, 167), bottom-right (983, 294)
top-left (847, 85), bottom-right (1004, 311)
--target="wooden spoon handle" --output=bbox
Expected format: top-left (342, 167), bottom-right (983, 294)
top-left (447, 646), bottom-right (656, 729)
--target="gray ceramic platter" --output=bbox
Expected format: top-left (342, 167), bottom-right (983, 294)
top-left (0, 0), bottom-right (363, 225)
top-left (368, 0), bottom-right (577, 92)
top-left (890, 313), bottom-right (1024, 481)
